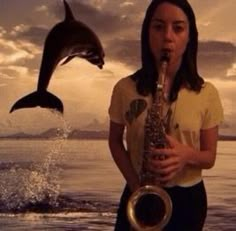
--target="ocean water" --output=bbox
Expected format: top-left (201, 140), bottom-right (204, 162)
top-left (0, 138), bottom-right (235, 231)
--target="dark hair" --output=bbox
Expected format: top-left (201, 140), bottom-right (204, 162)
top-left (132, 0), bottom-right (204, 101)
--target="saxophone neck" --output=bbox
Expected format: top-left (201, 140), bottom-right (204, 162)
top-left (157, 59), bottom-right (169, 90)
top-left (154, 51), bottom-right (170, 105)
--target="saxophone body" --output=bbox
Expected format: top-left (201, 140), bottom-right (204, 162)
top-left (127, 51), bottom-right (172, 231)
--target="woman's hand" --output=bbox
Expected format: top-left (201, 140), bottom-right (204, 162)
top-left (147, 134), bottom-right (194, 185)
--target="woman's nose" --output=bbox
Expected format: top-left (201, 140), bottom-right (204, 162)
top-left (164, 26), bottom-right (173, 41)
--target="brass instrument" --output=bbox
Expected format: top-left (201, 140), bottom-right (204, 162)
top-left (127, 51), bottom-right (172, 231)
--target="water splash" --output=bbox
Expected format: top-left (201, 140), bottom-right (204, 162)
top-left (0, 167), bottom-right (59, 212)
top-left (0, 114), bottom-right (72, 213)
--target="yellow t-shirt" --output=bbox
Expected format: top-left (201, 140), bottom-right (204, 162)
top-left (108, 76), bottom-right (224, 187)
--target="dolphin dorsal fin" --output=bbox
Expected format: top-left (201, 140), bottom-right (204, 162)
top-left (63, 0), bottom-right (75, 21)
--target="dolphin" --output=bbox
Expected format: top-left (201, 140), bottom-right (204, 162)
top-left (10, 0), bottom-right (105, 114)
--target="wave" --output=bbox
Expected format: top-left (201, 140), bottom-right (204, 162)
top-left (0, 160), bottom-right (117, 215)
top-left (0, 194), bottom-right (117, 214)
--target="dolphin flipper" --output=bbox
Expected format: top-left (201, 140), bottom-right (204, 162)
top-left (60, 55), bottom-right (76, 65)
top-left (10, 91), bottom-right (64, 113)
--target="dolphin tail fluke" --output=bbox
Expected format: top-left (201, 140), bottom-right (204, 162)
top-left (10, 91), bottom-right (64, 114)
top-left (63, 0), bottom-right (75, 21)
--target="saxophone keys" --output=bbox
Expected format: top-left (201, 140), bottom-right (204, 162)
top-left (150, 152), bottom-right (166, 161)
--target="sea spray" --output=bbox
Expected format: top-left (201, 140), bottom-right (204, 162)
top-left (0, 113), bottom-right (72, 212)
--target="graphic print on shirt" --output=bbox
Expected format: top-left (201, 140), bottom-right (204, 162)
top-left (125, 99), bottom-right (147, 125)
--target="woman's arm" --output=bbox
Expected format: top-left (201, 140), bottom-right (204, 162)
top-left (148, 126), bottom-right (219, 184)
top-left (189, 126), bottom-right (219, 169)
top-left (109, 121), bottom-right (140, 192)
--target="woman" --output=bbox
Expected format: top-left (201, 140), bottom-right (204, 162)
top-left (108, 0), bottom-right (224, 230)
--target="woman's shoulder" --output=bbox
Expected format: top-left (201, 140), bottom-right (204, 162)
top-left (113, 75), bottom-right (136, 90)
top-left (201, 81), bottom-right (219, 95)
top-left (181, 81), bottom-right (220, 101)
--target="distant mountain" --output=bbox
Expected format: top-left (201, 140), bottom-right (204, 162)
top-left (218, 135), bottom-right (236, 141)
top-left (82, 118), bottom-right (109, 131)
top-left (0, 126), bottom-right (235, 141)
top-left (0, 128), bottom-right (108, 140)
top-left (69, 129), bottom-right (108, 139)
top-left (0, 117), bottom-right (110, 140)
top-left (5, 132), bottom-right (30, 139)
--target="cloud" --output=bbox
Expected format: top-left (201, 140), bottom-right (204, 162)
top-left (0, 26), bottom-right (7, 37)
top-left (198, 41), bottom-right (236, 80)
top-left (54, 1), bottom-right (122, 35)
top-left (0, 83), bottom-right (7, 87)
top-left (35, 5), bottom-right (48, 13)
top-left (9, 26), bottom-right (48, 47)
top-left (0, 48), bottom-right (33, 66)
top-left (0, 66), bottom-right (29, 78)
top-left (0, 33), bottom-right (40, 81)
top-left (191, 0), bottom-right (236, 42)
top-left (120, 1), bottom-right (135, 8)
top-left (106, 38), bottom-right (141, 68)
top-left (10, 24), bottom-right (30, 36)
top-left (226, 63), bottom-right (236, 78)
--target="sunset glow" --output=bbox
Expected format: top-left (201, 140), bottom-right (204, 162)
top-left (0, 0), bottom-right (236, 135)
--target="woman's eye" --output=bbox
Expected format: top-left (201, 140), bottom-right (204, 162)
top-left (173, 25), bottom-right (184, 33)
top-left (153, 24), bottom-right (164, 31)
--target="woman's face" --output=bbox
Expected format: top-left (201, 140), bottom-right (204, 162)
top-left (149, 2), bottom-right (189, 67)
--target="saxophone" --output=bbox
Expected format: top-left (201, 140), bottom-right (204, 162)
top-left (127, 51), bottom-right (172, 231)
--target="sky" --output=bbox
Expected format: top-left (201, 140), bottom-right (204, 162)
top-left (0, 0), bottom-right (236, 135)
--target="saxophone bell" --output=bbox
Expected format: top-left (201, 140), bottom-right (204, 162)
top-left (127, 185), bottom-right (172, 231)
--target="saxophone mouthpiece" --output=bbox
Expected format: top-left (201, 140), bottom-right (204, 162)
top-left (161, 50), bottom-right (170, 63)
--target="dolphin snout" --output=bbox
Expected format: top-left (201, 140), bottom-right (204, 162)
top-left (98, 64), bottom-right (103, 69)
top-left (98, 59), bottom-right (105, 69)
top-left (98, 58), bottom-right (105, 69)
